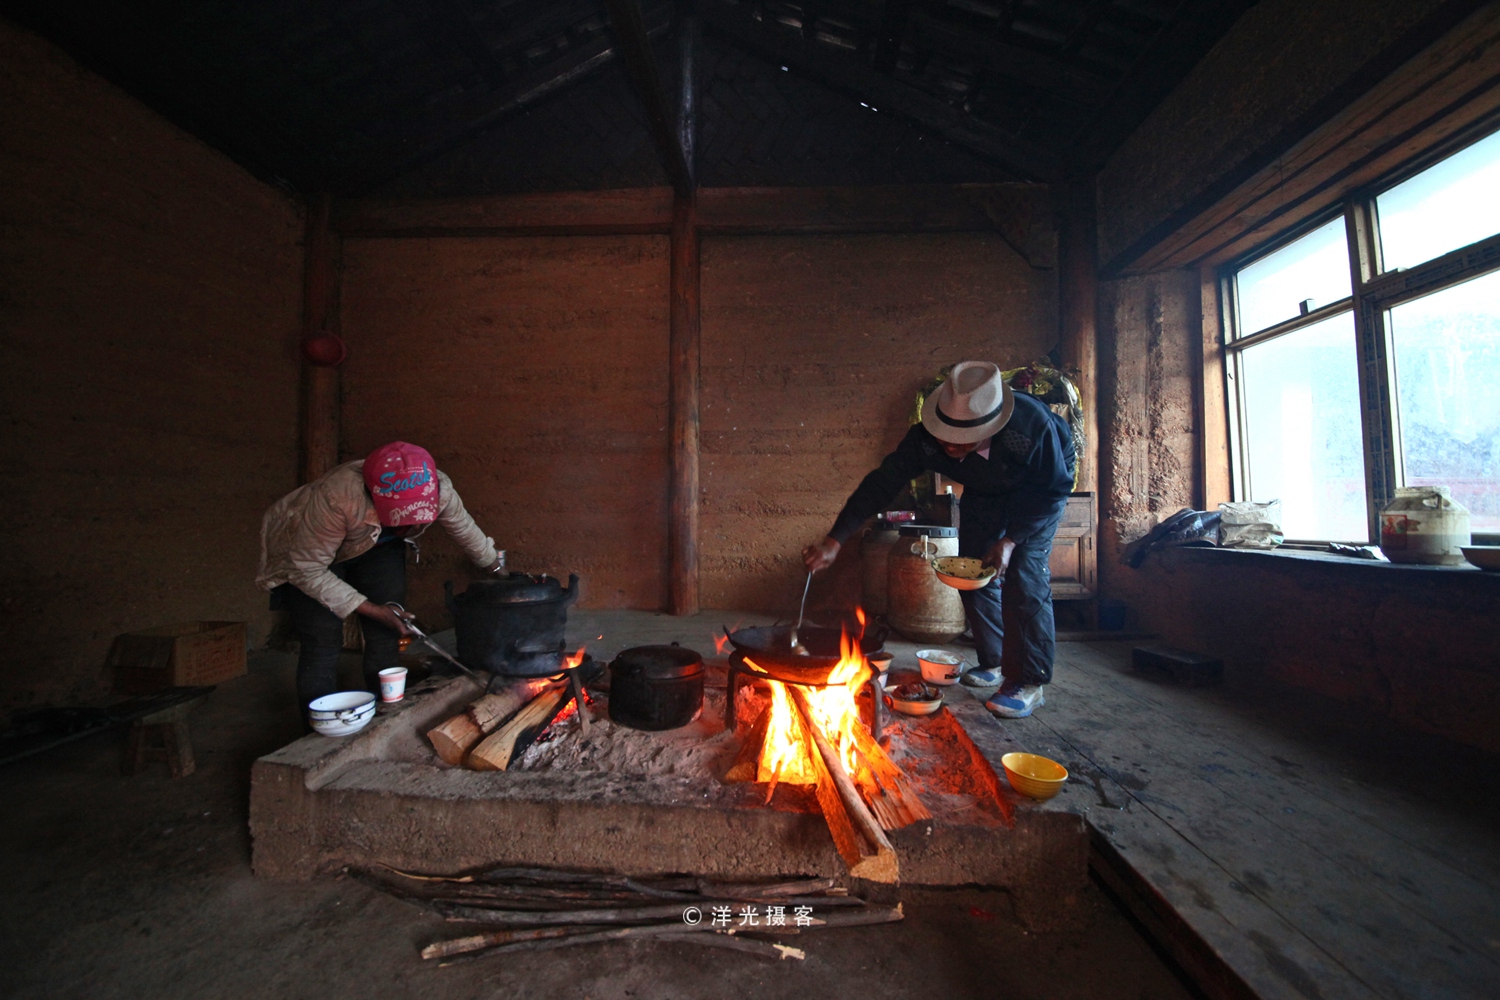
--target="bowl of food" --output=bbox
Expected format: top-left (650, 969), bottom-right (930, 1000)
top-left (1460, 545), bottom-right (1500, 571)
top-left (307, 691), bottom-right (377, 737)
top-left (887, 681), bottom-right (943, 717)
top-left (1000, 752), bottom-right (1068, 800)
top-left (916, 648), bottom-right (965, 686)
top-left (932, 556), bottom-right (996, 591)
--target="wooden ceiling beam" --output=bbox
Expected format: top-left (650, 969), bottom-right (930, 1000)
top-left (872, 0), bottom-right (913, 74)
top-left (905, 9), bottom-right (1114, 106)
top-left (1072, 0), bottom-right (1256, 171)
top-left (604, 0), bottom-right (694, 193)
top-left (419, 0), bottom-right (510, 88)
top-left (696, 0), bottom-right (1062, 181)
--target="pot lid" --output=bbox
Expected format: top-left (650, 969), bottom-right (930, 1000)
top-left (611, 644), bottom-right (704, 679)
top-left (459, 573), bottom-right (565, 604)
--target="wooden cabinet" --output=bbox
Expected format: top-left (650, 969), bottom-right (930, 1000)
top-left (1049, 493), bottom-right (1097, 599)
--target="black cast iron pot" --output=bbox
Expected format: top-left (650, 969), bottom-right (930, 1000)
top-left (608, 644), bottom-right (704, 732)
top-left (446, 573), bottom-right (579, 676)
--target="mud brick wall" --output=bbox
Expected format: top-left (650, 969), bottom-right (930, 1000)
top-left (339, 236), bottom-right (672, 621)
top-left (0, 20), bottom-right (304, 710)
top-left (1095, 272), bottom-right (1499, 751)
top-left (1096, 0), bottom-right (1459, 271)
top-left (700, 233), bottom-right (1058, 615)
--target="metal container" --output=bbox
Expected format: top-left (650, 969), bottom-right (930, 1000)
top-left (446, 573), bottom-right (579, 676)
top-left (1380, 486), bottom-right (1471, 565)
top-left (887, 526), bottom-right (966, 644)
top-left (861, 524), bottom-right (901, 615)
top-left (608, 644), bottom-right (704, 731)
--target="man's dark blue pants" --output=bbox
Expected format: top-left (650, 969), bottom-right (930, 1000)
top-left (957, 501), bottom-right (1066, 688)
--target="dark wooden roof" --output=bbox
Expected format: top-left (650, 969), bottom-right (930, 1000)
top-left (3, 0), bottom-right (1257, 195)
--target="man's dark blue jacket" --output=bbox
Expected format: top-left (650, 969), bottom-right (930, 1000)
top-left (827, 392), bottom-right (1076, 549)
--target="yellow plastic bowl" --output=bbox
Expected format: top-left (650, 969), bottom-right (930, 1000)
top-left (932, 556), bottom-right (996, 591)
top-left (1001, 752), bottom-right (1068, 800)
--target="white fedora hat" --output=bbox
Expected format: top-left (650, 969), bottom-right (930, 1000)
top-left (921, 361), bottom-right (1015, 444)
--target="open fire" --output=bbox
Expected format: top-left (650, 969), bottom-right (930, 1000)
top-left (733, 613), bottom-right (931, 883)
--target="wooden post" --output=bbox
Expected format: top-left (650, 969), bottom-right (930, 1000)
top-left (667, 17), bottom-right (700, 615)
top-left (1197, 267), bottom-right (1232, 509)
top-left (669, 191), bottom-right (701, 615)
top-left (1057, 179), bottom-right (1098, 496)
top-left (300, 194), bottom-right (341, 483)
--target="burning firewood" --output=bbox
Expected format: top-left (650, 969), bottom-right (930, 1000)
top-left (426, 713), bottom-right (483, 766)
top-left (787, 685), bottom-right (899, 884)
top-left (426, 677), bottom-right (563, 765)
top-left (723, 705), bottom-right (771, 783)
top-left (468, 686), bottom-right (571, 771)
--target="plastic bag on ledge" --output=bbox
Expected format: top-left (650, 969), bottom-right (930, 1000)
top-left (1218, 500), bottom-right (1284, 549)
top-left (1122, 508), bottom-right (1222, 568)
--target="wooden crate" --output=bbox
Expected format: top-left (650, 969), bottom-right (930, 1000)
top-left (109, 621), bottom-right (247, 694)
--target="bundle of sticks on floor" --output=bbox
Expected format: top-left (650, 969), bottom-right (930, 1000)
top-left (354, 865), bottom-right (904, 964)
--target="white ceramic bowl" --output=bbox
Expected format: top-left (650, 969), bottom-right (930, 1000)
top-left (915, 649), bottom-right (965, 686)
top-left (308, 691), bottom-right (377, 737)
top-left (1460, 545), bottom-right (1500, 571)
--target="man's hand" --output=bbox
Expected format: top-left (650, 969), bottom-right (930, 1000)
top-left (356, 600), bottom-right (414, 636)
top-left (802, 536), bottom-right (841, 573)
top-left (982, 537), bottom-right (1017, 578)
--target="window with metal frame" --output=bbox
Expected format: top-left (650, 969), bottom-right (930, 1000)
top-left (1223, 125), bottom-right (1500, 543)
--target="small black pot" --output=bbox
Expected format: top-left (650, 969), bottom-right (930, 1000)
top-left (608, 644), bottom-right (704, 732)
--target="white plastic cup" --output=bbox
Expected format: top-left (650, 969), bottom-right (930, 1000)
top-left (378, 667), bottom-right (408, 703)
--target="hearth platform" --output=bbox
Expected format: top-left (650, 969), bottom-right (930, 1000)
top-left (250, 665), bottom-right (1088, 927)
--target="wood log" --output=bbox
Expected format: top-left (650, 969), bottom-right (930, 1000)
top-left (655, 932), bottom-right (805, 960)
top-left (469, 678), bottom-right (560, 732)
top-left (793, 903), bottom-right (904, 930)
top-left (468, 687), bottom-right (570, 771)
top-left (421, 926), bottom-right (576, 960)
top-left (433, 919), bottom-right (718, 964)
top-left (788, 687), bottom-right (899, 884)
top-left (848, 721), bottom-right (931, 830)
top-left (426, 712), bottom-right (482, 766)
top-left (441, 899), bottom-right (836, 926)
top-left (723, 704), bottom-right (770, 783)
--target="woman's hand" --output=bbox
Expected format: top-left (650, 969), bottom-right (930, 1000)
top-left (357, 600), bottom-right (414, 636)
top-left (802, 536), bottom-right (841, 573)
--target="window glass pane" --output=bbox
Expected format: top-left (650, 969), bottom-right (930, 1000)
top-left (1238, 311), bottom-right (1368, 539)
top-left (1377, 129), bottom-right (1500, 271)
top-left (1235, 217), bottom-right (1352, 336)
top-left (1388, 268), bottom-right (1500, 532)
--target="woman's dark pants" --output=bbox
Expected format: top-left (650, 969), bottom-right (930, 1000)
top-left (275, 541), bottom-right (407, 711)
top-left (957, 501), bottom-right (1066, 688)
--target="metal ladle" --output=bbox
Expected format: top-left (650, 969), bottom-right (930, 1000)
top-left (787, 571), bottom-right (813, 656)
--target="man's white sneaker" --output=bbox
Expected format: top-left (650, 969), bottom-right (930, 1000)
top-left (985, 684), bottom-right (1045, 718)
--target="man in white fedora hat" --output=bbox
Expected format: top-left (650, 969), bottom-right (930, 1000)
top-left (803, 361), bottom-right (1075, 718)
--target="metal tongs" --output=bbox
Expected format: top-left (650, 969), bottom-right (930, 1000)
top-left (385, 602), bottom-right (482, 682)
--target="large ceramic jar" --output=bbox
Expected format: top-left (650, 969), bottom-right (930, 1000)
top-left (887, 526), bottom-right (966, 644)
top-left (861, 523), bottom-right (902, 616)
top-left (1380, 486), bottom-right (1471, 565)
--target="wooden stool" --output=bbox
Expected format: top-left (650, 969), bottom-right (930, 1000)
top-left (123, 693), bottom-right (210, 778)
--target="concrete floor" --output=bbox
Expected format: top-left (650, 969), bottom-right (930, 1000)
top-left (0, 613), bottom-right (1197, 1000)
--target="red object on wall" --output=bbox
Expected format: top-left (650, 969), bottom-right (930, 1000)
top-left (302, 333), bottom-right (347, 367)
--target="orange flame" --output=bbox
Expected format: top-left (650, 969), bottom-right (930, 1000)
top-left (752, 623), bottom-right (873, 792)
top-left (563, 647), bottom-right (586, 670)
top-left (714, 633), bottom-right (730, 655)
